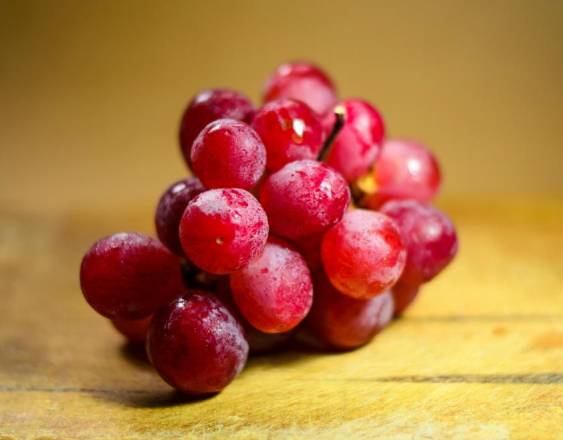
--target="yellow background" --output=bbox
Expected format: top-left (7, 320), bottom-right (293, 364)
top-left (1, 0), bottom-right (562, 214)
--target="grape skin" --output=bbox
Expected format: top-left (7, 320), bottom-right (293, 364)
top-left (179, 189), bottom-right (269, 274)
top-left (321, 209), bottom-right (406, 299)
top-left (363, 139), bottom-right (441, 209)
top-left (80, 232), bottom-right (184, 320)
top-left (147, 292), bottom-right (248, 395)
top-left (259, 159), bottom-right (350, 241)
top-left (306, 272), bottom-right (394, 350)
top-left (179, 89), bottom-right (254, 169)
top-left (230, 239), bottom-right (313, 333)
top-left (324, 99), bottom-right (385, 182)
top-left (191, 119), bottom-right (266, 190)
top-left (380, 199), bottom-right (458, 285)
top-left (262, 62), bottom-right (338, 116)
top-left (252, 98), bottom-right (324, 172)
top-left (155, 177), bottom-right (205, 256)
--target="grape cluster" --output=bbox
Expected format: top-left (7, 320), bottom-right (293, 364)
top-left (80, 61), bottom-right (458, 395)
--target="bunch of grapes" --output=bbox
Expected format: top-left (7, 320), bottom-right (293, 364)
top-left (80, 61), bottom-right (458, 395)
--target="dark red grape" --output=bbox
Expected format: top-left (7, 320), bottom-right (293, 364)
top-left (251, 98), bottom-right (324, 172)
top-left (155, 177), bottom-right (205, 256)
top-left (324, 99), bottom-right (385, 182)
top-left (80, 233), bottom-right (184, 320)
top-left (306, 272), bottom-right (394, 350)
top-left (230, 239), bottom-right (313, 333)
top-left (191, 119), bottom-right (266, 190)
top-left (363, 139), bottom-right (441, 209)
top-left (179, 189), bottom-right (269, 274)
top-left (262, 62), bottom-right (337, 116)
top-left (380, 200), bottom-right (458, 285)
top-left (259, 160), bottom-right (350, 241)
top-left (321, 209), bottom-right (406, 299)
top-left (179, 89), bottom-right (254, 168)
top-left (392, 281), bottom-right (420, 317)
top-left (147, 291), bottom-right (248, 395)
top-left (111, 316), bottom-right (152, 344)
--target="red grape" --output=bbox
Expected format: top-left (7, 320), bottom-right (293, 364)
top-left (211, 276), bottom-right (293, 353)
top-left (321, 209), bottom-right (406, 299)
top-left (111, 315), bottom-right (152, 344)
top-left (179, 188), bottom-right (269, 274)
top-left (306, 272), bottom-right (394, 350)
top-left (76, 60), bottom-right (463, 394)
top-left (80, 233), bottom-right (184, 319)
top-left (147, 291), bottom-right (248, 395)
top-left (191, 119), bottom-right (266, 190)
top-left (392, 281), bottom-right (420, 317)
top-left (380, 199), bottom-right (458, 285)
top-left (262, 62), bottom-right (338, 116)
top-left (179, 89), bottom-right (254, 168)
top-left (324, 99), bottom-right (385, 182)
top-left (363, 139), bottom-right (441, 209)
top-left (259, 160), bottom-right (350, 241)
top-left (155, 177), bottom-right (205, 256)
top-left (230, 239), bottom-right (313, 333)
top-left (251, 98), bottom-right (324, 172)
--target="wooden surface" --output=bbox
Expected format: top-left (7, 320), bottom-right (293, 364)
top-left (0, 199), bottom-right (562, 439)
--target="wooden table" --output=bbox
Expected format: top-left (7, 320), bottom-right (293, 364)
top-left (1, 199), bottom-right (562, 439)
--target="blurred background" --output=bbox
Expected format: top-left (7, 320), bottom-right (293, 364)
top-left (1, 0), bottom-right (562, 216)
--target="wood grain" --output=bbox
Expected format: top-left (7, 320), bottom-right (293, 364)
top-left (0, 199), bottom-right (562, 439)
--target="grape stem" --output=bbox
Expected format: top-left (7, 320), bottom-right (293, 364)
top-left (318, 105), bottom-right (346, 162)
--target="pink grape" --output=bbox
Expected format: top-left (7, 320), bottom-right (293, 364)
top-left (306, 272), bottom-right (394, 349)
top-left (321, 209), bottom-right (406, 299)
top-left (212, 276), bottom-right (294, 353)
top-left (191, 119), bottom-right (266, 190)
top-left (179, 189), bottom-right (269, 274)
top-left (324, 99), bottom-right (385, 182)
top-left (262, 62), bottom-right (338, 116)
top-left (252, 98), bottom-right (324, 172)
top-left (380, 199), bottom-right (458, 285)
top-left (179, 89), bottom-right (254, 168)
top-left (259, 160), bottom-right (350, 241)
top-left (230, 239), bottom-right (313, 333)
top-left (363, 139), bottom-right (441, 209)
